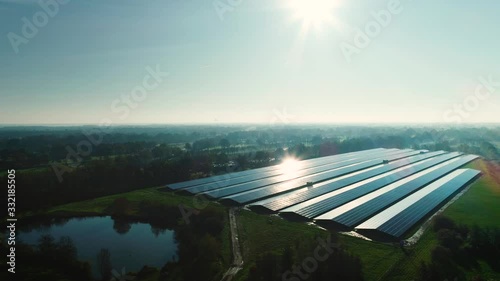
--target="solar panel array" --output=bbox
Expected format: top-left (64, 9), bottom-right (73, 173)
top-left (165, 148), bottom-right (481, 241)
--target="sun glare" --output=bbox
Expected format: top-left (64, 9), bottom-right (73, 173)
top-left (280, 158), bottom-right (302, 179)
top-left (287, 0), bottom-right (342, 31)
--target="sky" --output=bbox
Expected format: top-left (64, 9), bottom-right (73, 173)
top-left (0, 0), bottom-right (499, 125)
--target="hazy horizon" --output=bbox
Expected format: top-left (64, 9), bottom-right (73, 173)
top-left (1, 122), bottom-right (500, 127)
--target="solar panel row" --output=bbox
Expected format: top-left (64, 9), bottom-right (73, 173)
top-left (314, 155), bottom-right (479, 230)
top-left (201, 149), bottom-right (418, 199)
top-left (166, 148), bottom-right (387, 190)
top-left (252, 150), bottom-right (453, 214)
top-left (183, 148), bottom-right (402, 195)
top-left (278, 152), bottom-right (463, 220)
top-left (164, 148), bottom-right (481, 241)
top-left (355, 169), bottom-right (481, 240)
top-left (218, 149), bottom-right (425, 205)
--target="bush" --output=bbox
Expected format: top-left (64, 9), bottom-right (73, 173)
top-left (110, 197), bottom-right (132, 215)
top-left (433, 215), bottom-right (456, 232)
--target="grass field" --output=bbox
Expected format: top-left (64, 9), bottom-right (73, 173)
top-left (379, 230), bottom-right (438, 281)
top-left (233, 211), bottom-right (326, 280)
top-left (48, 188), bottom-right (199, 215)
top-left (444, 160), bottom-right (500, 227)
top-left (1, 166), bottom-right (49, 177)
top-left (232, 210), bottom-right (406, 281)
top-left (341, 236), bottom-right (405, 281)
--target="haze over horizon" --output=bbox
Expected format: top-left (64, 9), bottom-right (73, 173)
top-left (1, 0), bottom-right (499, 125)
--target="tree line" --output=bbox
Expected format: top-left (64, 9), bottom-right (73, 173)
top-left (246, 233), bottom-right (364, 281)
top-left (417, 216), bottom-right (500, 281)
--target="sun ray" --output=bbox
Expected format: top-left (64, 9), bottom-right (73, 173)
top-left (285, 0), bottom-right (343, 34)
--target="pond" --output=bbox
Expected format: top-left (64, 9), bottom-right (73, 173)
top-left (18, 216), bottom-right (178, 277)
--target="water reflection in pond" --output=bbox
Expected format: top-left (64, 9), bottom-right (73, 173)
top-left (18, 216), bottom-right (177, 277)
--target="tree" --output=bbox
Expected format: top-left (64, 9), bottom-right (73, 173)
top-left (274, 148), bottom-right (285, 160)
top-left (215, 153), bottom-right (228, 165)
top-left (38, 234), bottom-right (57, 257)
top-left (111, 197), bottom-right (132, 216)
top-left (436, 228), bottom-right (462, 253)
top-left (312, 135), bottom-right (323, 145)
top-left (219, 138), bottom-right (230, 149)
top-left (433, 215), bottom-right (456, 232)
top-left (97, 248), bottom-right (112, 281)
top-left (113, 219), bottom-right (132, 235)
top-left (281, 246), bottom-right (295, 271)
top-left (57, 236), bottom-right (77, 260)
top-left (255, 151), bottom-right (270, 162)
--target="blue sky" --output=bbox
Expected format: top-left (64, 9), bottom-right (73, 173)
top-left (0, 0), bottom-right (499, 124)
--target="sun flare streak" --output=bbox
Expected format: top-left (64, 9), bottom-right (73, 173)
top-left (280, 158), bottom-right (302, 179)
top-left (286, 0), bottom-right (343, 32)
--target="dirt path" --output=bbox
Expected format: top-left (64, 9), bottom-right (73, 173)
top-left (220, 207), bottom-right (243, 281)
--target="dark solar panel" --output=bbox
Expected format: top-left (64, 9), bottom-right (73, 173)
top-left (219, 150), bottom-right (425, 205)
top-left (256, 151), bottom-right (455, 214)
top-left (321, 155), bottom-right (478, 229)
top-left (161, 147), bottom-right (482, 241)
top-left (183, 148), bottom-right (398, 195)
top-left (166, 148), bottom-right (387, 190)
top-left (281, 152), bottom-right (462, 220)
top-left (202, 149), bottom-right (415, 199)
top-left (356, 169), bottom-right (480, 240)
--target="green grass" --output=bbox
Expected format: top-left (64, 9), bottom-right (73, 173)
top-left (48, 188), bottom-right (199, 215)
top-left (233, 211), bottom-right (326, 280)
top-left (381, 230), bottom-right (438, 281)
top-left (236, 211), bottom-right (325, 262)
top-left (232, 210), bottom-right (404, 281)
top-left (1, 166), bottom-right (50, 177)
top-left (443, 161), bottom-right (500, 227)
top-left (340, 236), bottom-right (406, 281)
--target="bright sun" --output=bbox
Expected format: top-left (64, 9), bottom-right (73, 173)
top-left (287, 0), bottom-right (342, 31)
